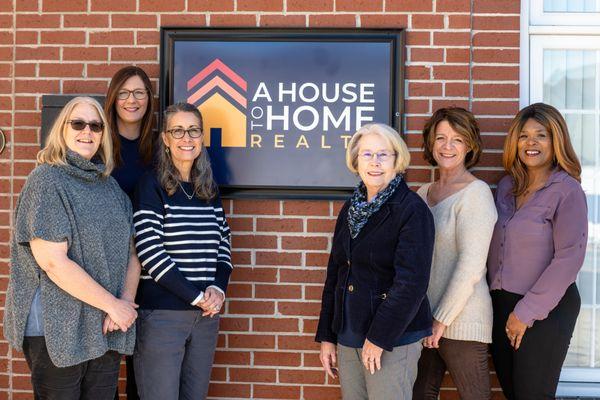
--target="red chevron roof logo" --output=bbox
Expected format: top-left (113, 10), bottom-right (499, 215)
top-left (187, 59), bottom-right (247, 109)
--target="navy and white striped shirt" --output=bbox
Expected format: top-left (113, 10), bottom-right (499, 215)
top-left (133, 172), bottom-right (232, 310)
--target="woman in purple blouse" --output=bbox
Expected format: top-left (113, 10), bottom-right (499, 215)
top-left (488, 103), bottom-right (587, 399)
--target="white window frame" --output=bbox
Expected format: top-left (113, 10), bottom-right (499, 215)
top-left (524, 1), bottom-right (600, 396)
top-left (530, 0), bottom-right (600, 26)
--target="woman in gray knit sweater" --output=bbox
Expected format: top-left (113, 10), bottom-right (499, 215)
top-left (3, 97), bottom-right (140, 400)
top-left (412, 108), bottom-right (497, 400)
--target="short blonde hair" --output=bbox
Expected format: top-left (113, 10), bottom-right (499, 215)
top-left (38, 96), bottom-right (114, 176)
top-left (346, 123), bottom-right (410, 174)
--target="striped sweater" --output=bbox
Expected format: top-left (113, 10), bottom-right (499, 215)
top-left (133, 171), bottom-right (232, 310)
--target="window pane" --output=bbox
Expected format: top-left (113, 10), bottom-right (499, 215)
top-left (544, 0), bottom-right (600, 12)
top-left (543, 50), bottom-right (596, 110)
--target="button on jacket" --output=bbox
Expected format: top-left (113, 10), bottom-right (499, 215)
top-left (487, 170), bottom-right (588, 326)
top-left (315, 179), bottom-right (435, 351)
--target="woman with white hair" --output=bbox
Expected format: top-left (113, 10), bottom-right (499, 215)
top-left (316, 123), bottom-right (435, 399)
top-left (3, 96), bottom-right (140, 399)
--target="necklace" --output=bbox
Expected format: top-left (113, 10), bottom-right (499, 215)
top-left (177, 181), bottom-right (194, 200)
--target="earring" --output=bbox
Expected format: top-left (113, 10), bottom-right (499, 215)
top-left (165, 147), bottom-right (170, 154)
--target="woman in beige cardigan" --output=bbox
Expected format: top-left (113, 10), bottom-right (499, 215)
top-left (412, 107), bottom-right (497, 400)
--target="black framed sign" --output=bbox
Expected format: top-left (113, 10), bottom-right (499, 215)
top-left (160, 28), bottom-right (404, 198)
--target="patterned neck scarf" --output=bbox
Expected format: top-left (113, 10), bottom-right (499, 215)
top-left (347, 174), bottom-right (403, 239)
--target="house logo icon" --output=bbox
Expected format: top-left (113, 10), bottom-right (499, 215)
top-left (187, 59), bottom-right (247, 147)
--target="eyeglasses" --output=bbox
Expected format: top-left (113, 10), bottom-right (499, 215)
top-left (358, 151), bottom-right (396, 162)
top-left (66, 119), bottom-right (104, 133)
top-left (166, 128), bottom-right (203, 139)
top-left (117, 89), bottom-right (148, 100)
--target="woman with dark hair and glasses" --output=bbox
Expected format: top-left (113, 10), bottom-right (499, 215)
top-left (104, 66), bottom-right (155, 400)
top-left (132, 102), bottom-right (233, 400)
top-left (3, 96), bottom-right (139, 399)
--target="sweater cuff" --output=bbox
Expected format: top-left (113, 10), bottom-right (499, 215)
top-left (190, 291), bottom-right (205, 306)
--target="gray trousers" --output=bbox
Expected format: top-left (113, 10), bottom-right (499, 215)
top-left (338, 341), bottom-right (422, 400)
top-left (133, 309), bottom-right (220, 400)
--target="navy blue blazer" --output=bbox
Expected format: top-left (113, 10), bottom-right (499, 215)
top-left (315, 179), bottom-right (435, 351)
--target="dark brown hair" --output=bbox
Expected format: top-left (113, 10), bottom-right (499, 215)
top-left (157, 102), bottom-right (217, 200)
top-left (503, 102), bottom-right (581, 196)
top-left (104, 66), bottom-right (155, 165)
top-left (422, 107), bottom-right (482, 169)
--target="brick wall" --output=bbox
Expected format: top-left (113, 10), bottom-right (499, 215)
top-left (0, 0), bottom-right (520, 398)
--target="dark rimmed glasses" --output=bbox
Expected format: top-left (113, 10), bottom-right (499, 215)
top-left (166, 128), bottom-right (203, 139)
top-left (66, 119), bottom-right (104, 133)
top-left (117, 89), bottom-right (148, 100)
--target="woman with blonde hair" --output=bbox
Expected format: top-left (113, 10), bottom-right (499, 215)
top-left (3, 96), bottom-right (140, 399)
top-left (488, 102), bottom-right (587, 399)
top-left (316, 123), bottom-right (435, 399)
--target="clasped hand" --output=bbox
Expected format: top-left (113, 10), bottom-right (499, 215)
top-left (197, 287), bottom-right (225, 317)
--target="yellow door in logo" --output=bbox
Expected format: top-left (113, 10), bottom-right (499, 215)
top-left (198, 92), bottom-right (247, 148)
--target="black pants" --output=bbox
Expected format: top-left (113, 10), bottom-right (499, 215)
top-left (490, 284), bottom-right (580, 400)
top-left (413, 338), bottom-right (491, 400)
top-left (23, 336), bottom-right (121, 400)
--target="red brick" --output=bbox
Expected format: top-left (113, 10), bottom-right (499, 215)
top-left (42, 0), bottom-right (86, 11)
top-left (213, 350), bottom-right (251, 365)
top-left (405, 99), bottom-right (430, 114)
top-left (472, 101), bottom-right (519, 116)
top-left (434, 32), bottom-right (470, 46)
top-left (0, 15), bottom-right (13, 28)
top-left (260, 15), bottom-right (306, 27)
top-left (305, 252), bottom-right (329, 267)
top-left (477, 152), bottom-right (504, 167)
top-left (406, 31), bottom-right (431, 46)
top-left (159, 13), bottom-right (207, 26)
top-left (228, 334), bottom-right (276, 349)
top-left (63, 47), bottom-right (108, 61)
top-left (278, 301), bottom-right (321, 316)
top-left (409, 82), bottom-right (442, 97)
top-left (63, 79), bottom-right (107, 94)
top-left (481, 134), bottom-right (506, 150)
top-left (448, 14), bottom-right (471, 28)
top-left (283, 200), bottom-right (329, 216)
top-left (91, 0), bottom-right (136, 11)
top-left (282, 236), bottom-right (328, 250)
top-left (209, 14), bottom-right (257, 27)
top-left (16, 47), bottom-right (59, 61)
top-left (230, 266), bottom-right (277, 283)
top-left (253, 317), bottom-right (299, 332)
top-left (281, 269), bottom-right (326, 283)
top-left (279, 369), bottom-right (325, 384)
top-left (140, 0), bottom-right (184, 11)
top-left (387, 0), bottom-right (432, 11)
top-left (230, 367), bottom-right (276, 383)
top-left (474, 170), bottom-right (504, 186)
top-left (432, 99), bottom-right (469, 111)
top-left (188, 0), bottom-right (234, 11)
top-left (14, 112), bottom-right (40, 126)
top-left (478, 117), bottom-right (512, 133)
top-left (472, 66), bottom-right (519, 81)
top-left (228, 300), bottom-right (275, 315)
top-left (473, 32), bottom-right (519, 48)
top-left (360, 14), bottom-right (408, 28)
top-left (208, 383), bottom-right (251, 398)
top-left (309, 14), bottom-right (356, 27)
top-left (437, 0), bottom-right (470, 11)
top-left (474, 0), bottom-right (519, 13)
top-left (90, 31), bottom-right (134, 45)
top-left (112, 14), bottom-right (157, 28)
top-left (15, 79), bottom-right (59, 93)
top-left (255, 251), bottom-right (302, 266)
top-left (278, 335), bottom-right (320, 350)
top-left (0, 32), bottom-right (13, 45)
top-left (41, 31), bottom-right (86, 45)
top-left (219, 317), bottom-right (250, 331)
top-left (253, 384), bottom-right (301, 399)
top-left (412, 14), bottom-right (444, 29)
top-left (306, 219), bottom-right (335, 233)
top-left (433, 65), bottom-right (469, 80)
top-left (304, 386), bottom-right (342, 400)
top-left (409, 48), bottom-right (442, 63)
top-left (232, 234), bottom-right (277, 249)
top-left (256, 217), bottom-right (303, 232)
top-left (445, 82), bottom-right (469, 97)
top-left (473, 15), bottom-right (520, 31)
top-left (15, 30), bottom-right (37, 45)
top-left (336, 0), bottom-right (382, 11)
top-left (238, 0), bottom-right (282, 11)
top-left (111, 47), bottom-right (157, 61)
top-left (233, 199), bottom-right (279, 215)
top-left (226, 283), bottom-right (253, 298)
top-left (406, 65), bottom-right (430, 80)
top-left (474, 84), bottom-right (519, 99)
top-left (446, 48), bottom-right (470, 63)
top-left (255, 284), bottom-right (302, 299)
top-left (254, 351), bottom-right (302, 367)
top-left (0, 0), bottom-right (13, 10)
top-left (137, 31), bottom-right (161, 45)
top-left (64, 14), bottom-right (110, 28)
top-left (473, 48), bottom-right (519, 63)
top-left (16, 14), bottom-right (60, 28)
top-left (303, 352), bottom-right (322, 367)
top-left (17, 0), bottom-right (39, 11)
top-left (287, 0), bottom-right (333, 11)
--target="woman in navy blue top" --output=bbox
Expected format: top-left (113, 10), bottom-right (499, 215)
top-left (105, 66), bottom-right (155, 400)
